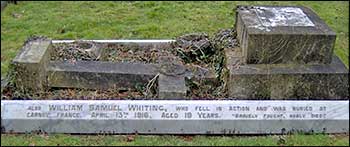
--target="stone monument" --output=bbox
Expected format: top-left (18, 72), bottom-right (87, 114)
top-left (1, 5), bottom-right (349, 135)
top-left (228, 6), bottom-right (348, 99)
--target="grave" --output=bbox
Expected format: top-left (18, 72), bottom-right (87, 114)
top-left (2, 100), bottom-right (349, 134)
top-left (1, 5), bottom-right (349, 134)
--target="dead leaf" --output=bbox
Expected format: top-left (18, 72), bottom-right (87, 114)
top-left (182, 136), bottom-right (193, 142)
top-left (126, 135), bottom-right (135, 142)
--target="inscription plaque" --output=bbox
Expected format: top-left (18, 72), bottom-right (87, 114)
top-left (1, 100), bottom-right (349, 134)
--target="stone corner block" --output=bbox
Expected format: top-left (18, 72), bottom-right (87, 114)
top-left (11, 38), bottom-right (52, 91)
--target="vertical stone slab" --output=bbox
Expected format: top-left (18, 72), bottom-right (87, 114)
top-left (12, 38), bottom-right (52, 91)
top-left (158, 75), bottom-right (187, 99)
top-left (228, 64), bottom-right (270, 99)
top-left (236, 6), bottom-right (336, 64)
top-left (158, 55), bottom-right (188, 99)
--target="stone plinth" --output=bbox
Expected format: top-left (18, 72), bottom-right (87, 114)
top-left (158, 75), bottom-right (187, 99)
top-left (12, 38), bottom-right (52, 91)
top-left (227, 55), bottom-right (349, 99)
top-left (236, 6), bottom-right (336, 64)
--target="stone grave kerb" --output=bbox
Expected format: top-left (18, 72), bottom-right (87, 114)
top-left (11, 39), bottom-right (216, 99)
top-left (12, 38), bottom-right (52, 91)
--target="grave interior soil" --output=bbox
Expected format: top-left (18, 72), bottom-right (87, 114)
top-left (51, 41), bottom-right (175, 64)
top-left (1, 28), bottom-right (239, 100)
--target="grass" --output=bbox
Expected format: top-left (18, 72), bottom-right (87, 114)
top-left (1, 1), bottom-right (349, 146)
top-left (1, 1), bottom-right (349, 75)
top-left (1, 134), bottom-right (349, 146)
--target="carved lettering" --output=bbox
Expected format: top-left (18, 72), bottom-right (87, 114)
top-left (256, 106), bottom-right (268, 111)
top-left (49, 105), bottom-right (83, 111)
top-left (161, 112), bottom-right (179, 118)
top-left (232, 113), bottom-right (258, 118)
top-left (272, 106), bottom-right (286, 111)
top-left (89, 105), bottom-right (122, 111)
top-left (197, 112), bottom-right (219, 118)
top-left (26, 112), bottom-right (49, 118)
top-left (56, 112), bottom-right (81, 118)
top-left (128, 105), bottom-right (164, 111)
top-left (195, 106), bottom-right (210, 111)
top-left (292, 106), bottom-right (312, 111)
top-left (229, 106), bottom-right (250, 111)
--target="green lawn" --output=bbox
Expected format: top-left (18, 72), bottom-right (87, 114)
top-left (1, 134), bottom-right (349, 146)
top-left (1, 1), bottom-right (349, 146)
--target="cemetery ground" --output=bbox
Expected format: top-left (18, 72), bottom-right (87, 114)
top-left (1, 1), bottom-right (349, 146)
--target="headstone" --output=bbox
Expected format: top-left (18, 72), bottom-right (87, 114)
top-left (1, 100), bottom-right (349, 134)
top-left (236, 6), bottom-right (336, 64)
top-left (228, 5), bottom-right (349, 99)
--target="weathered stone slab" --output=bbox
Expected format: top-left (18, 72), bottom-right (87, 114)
top-left (224, 47), bottom-right (244, 70)
top-left (236, 6), bottom-right (336, 64)
top-left (12, 38), bottom-right (52, 91)
top-left (228, 55), bottom-right (349, 99)
top-left (47, 61), bottom-right (158, 89)
top-left (157, 55), bottom-right (188, 99)
top-left (158, 74), bottom-right (187, 99)
top-left (1, 100), bottom-right (348, 134)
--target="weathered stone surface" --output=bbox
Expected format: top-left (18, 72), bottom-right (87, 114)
top-left (224, 47), bottom-right (244, 70)
top-left (157, 55), bottom-right (188, 99)
top-left (158, 74), bottom-right (187, 99)
top-left (1, 100), bottom-right (348, 134)
top-left (228, 55), bottom-right (349, 99)
top-left (47, 61), bottom-right (158, 89)
top-left (12, 38), bottom-right (52, 91)
top-left (236, 6), bottom-right (336, 64)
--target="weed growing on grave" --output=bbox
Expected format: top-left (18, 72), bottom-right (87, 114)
top-left (176, 29), bottom-right (238, 99)
top-left (172, 33), bottom-right (214, 66)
